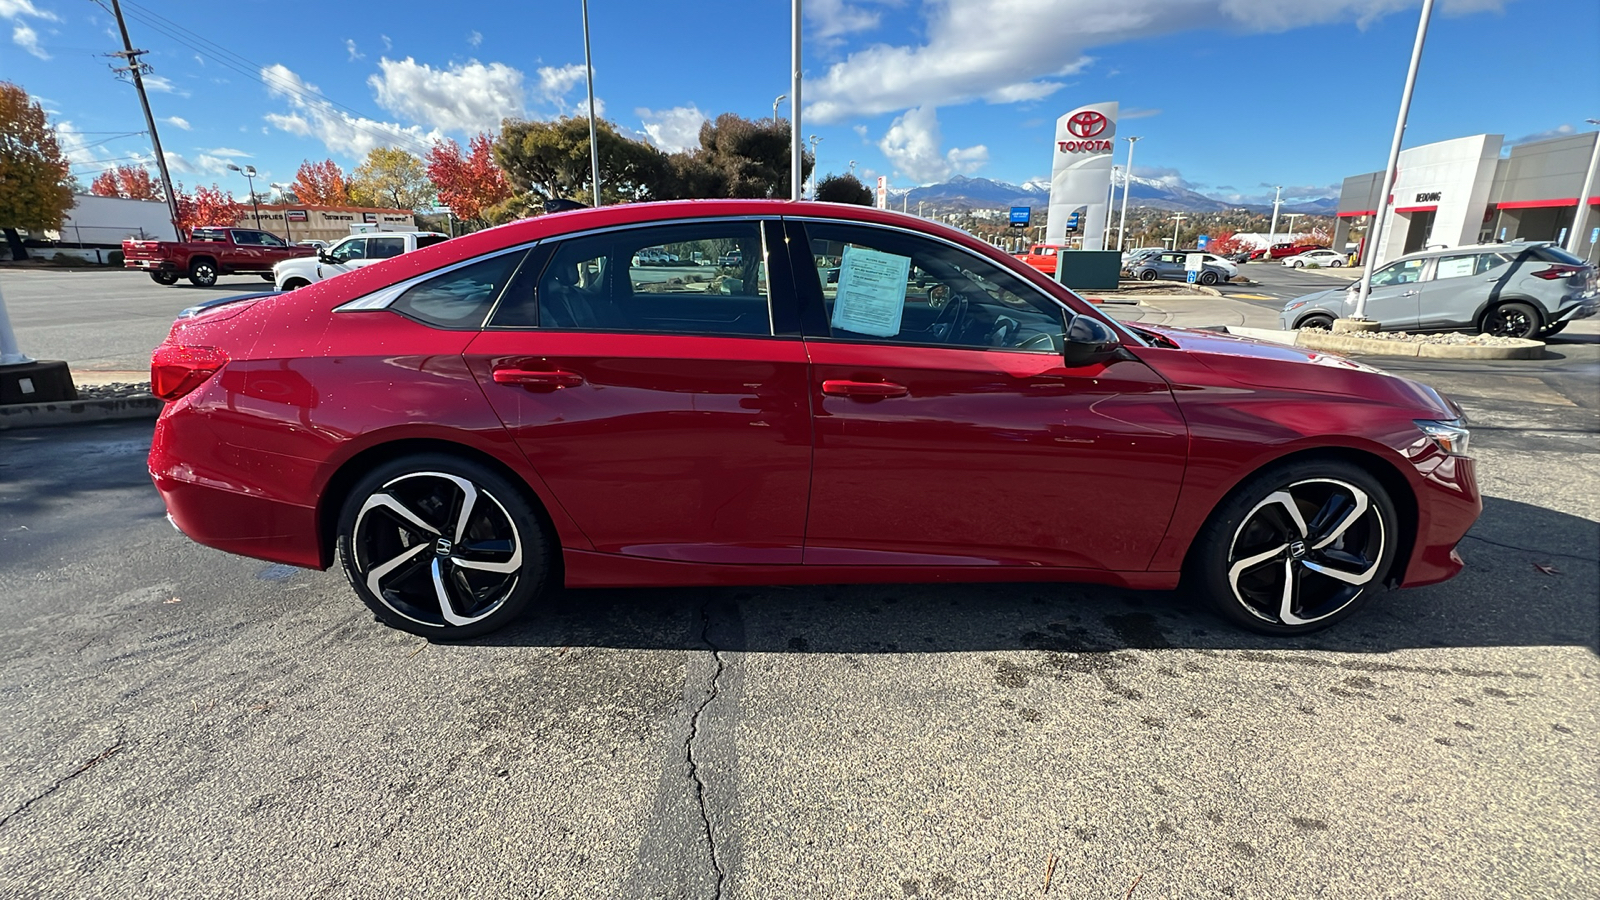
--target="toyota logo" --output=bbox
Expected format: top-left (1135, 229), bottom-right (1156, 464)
top-left (1067, 111), bottom-right (1109, 138)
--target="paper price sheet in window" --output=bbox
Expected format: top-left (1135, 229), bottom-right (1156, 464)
top-left (830, 245), bottom-right (913, 338)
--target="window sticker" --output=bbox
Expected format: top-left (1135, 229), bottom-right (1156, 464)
top-left (830, 245), bottom-right (911, 337)
top-left (1436, 256), bottom-right (1475, 279)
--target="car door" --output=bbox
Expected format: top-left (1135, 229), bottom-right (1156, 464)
top-left (788, 218), bottom-right (1187, 571)
top-left (256, 230), bottom-right (299, 267)
top-left (317, 237), bottom-right (366, 281)
top-left (1416, 251), bottom-right (1511, 330)
top-left (1360, 257), bottom-right (1426, 329)
top-left (464, 218), bottom-right (814, 565)
top-left (228, 229), bottom-right (265, 270)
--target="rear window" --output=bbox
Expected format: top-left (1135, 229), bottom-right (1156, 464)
top-left (1532, 246), bottom-right (1586, 265)
top-left (390, 251), bottom-right (527, 330)
top-left (192, 229), bottom-right (226, 242)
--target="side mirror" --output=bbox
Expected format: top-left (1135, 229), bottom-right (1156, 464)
top-left (317, 250), bottom-right (331, 264)
top-left (1062, 314), bottom-right (1123, 368)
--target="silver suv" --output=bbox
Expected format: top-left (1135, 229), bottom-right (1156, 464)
top-left (1280, 242), bottom-right (1597, 338)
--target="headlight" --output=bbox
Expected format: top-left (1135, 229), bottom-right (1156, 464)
top-left (1284, 300), bottom-right (1307, 311)
top-left (1415, 419), bottom-right (1471, 456)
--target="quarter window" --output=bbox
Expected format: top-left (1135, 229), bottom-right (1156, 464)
top-left (390, 251), bottom-right (527, 330)
top-left (800, 222), bottom-right (1066, 353)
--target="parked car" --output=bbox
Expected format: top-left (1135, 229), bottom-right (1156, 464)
top-left (1120, 246), bottom-right (1164, 268)
top-left (123, 227), bottom-right (314, 286)
top-left (1016, 243), bottom-right (1068, 276)
top-left (1283, 249), bottom-right (1347, 268)
top-left (1269, 242), bottom-right (1323, 259)
top-left (1279, 242), bottom-right (1598, 337)
top-left (718, 251), bottom-right (742, 266)
top-left (272, 231), bottom-right (449, 290)
top-left (1128, 250), bottom-right (1239, 286)
top-left (149, 199), bottom-right (1480, 641)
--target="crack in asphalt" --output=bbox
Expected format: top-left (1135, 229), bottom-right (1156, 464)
top-left (0, 737), bottom-right (125, 830)
top-left (686, 604), bottom-right (726, 900)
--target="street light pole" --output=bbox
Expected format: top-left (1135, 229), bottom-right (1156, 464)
top-left (1105, 165), bottom-right (1119, 239)
top-left (773, 94), bottom-right (786, 125)
top-left (1170, 214), bottom-right (1187, 250)
top-left (790, 0), bottom-right (802, 201)
top-left (271, 182), bottom-right (293, 242)
top-left (808, 134), bottom-right (821, 198)
top-left (581, 0), bottom-right (601, 207)
top-left (1283, 213), bottom-right (1304, 243)
top-left (1354, 0), bottom-right (1436, 321)
top-left (229, 163), bottom-right (261, 228)
top-left (1268, 185), bottom-right (1283, 244)
top-left (1566, 119), bottom-right (1600, 257)
top-left (1117, 136), bottom-right (1141, 252)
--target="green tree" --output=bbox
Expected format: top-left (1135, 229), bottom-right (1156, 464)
top-left (673, 114), bottom-right (813, 200)
top-left (349, 147), bottom-right (432, 210)
top-left (814, 173), bottom-right (873, 206)
top-left (494, 116), bottom-right (672, 206)
top-left (0, 82), bottom-right (75, 261)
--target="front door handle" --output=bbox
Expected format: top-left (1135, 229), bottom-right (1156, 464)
top-left (492, 366), bottom-right (585, 390)
top-left (1402, 290), bottom-right (1419, 296)
top-left (822, 379), bottom-right (908, 399)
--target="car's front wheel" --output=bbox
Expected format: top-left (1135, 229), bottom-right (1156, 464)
top-left (1190, 459), bottom-right (1397, 635)
top-left (1480, 301), bottom-right (1542, 339)
top-left (281, 278), bottom-right (311, 290)
top-left (337, 454), bottom-right (552, 639)
top-left (1297, 313), bottom-right (1336, 330)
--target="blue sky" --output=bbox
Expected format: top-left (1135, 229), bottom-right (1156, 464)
top-left (4, 0), bottom-right (1596, 208)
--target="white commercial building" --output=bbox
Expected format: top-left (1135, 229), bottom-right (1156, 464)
top-left (1336, 131), bottom-right (1600, 266)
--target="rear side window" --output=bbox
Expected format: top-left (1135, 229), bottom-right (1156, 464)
top-left (417, 234), bottom-right (450, 249)
top-left (1436, 253), bottom-right (1510, 279)
top-left (391, 251), bottom-right (527, 330)
top-left (233, 231), bottom-right (262, 245)
top-left (368, 237), bottom-right (406, 259)
top-left (193, 229), bottom-right (226, 242)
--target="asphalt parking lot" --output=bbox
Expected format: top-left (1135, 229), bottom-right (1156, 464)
top-left (1, 267), bottom-right (1596, 898)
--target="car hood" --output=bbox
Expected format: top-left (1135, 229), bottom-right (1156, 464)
top-left (1130, 324), bottom-right (1459, 417)
top-left (1284, 287), bottom-right (1346, 308)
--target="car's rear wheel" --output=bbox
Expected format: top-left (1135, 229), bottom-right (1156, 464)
top-left (1329, 259), bottom-right (1344, 267)
top-left (1480, 301), bottom-right (1541, 339)
top-left (261, 273), bottom-right (275, 282)
top-left (1297, 313), bottom-right (1336, 330)
top-left (188, 259), bottom-right (218, 286)
top-left (1199, 271), bottom-right (1219, 285)
top-left (1190, 459), bottom-right (1397, 636)
top-left (337, 454), bottom-right (552, 639)
top-left (149, 270), bottom-right (179, 285)
top-left (1139, 269), bottom-right (1157, 281)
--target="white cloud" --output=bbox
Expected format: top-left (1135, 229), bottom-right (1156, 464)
top-left (369, 56), bottom-right (526, 134)
top-left (55, 121), bottom-right (105, 168)
top-left (12, 22), bottom-right (45, 58)
top-left (636, 105), bottom-right (707, 153)
top-left (141, 75), bottom-right (190, 97)
top-left (1509, 124), bottom-right (1575, 146)
top-left (380, 34), bottom-right (391, 51)
top-left (877, 106), bottom-right (987, 184)
top-left (0, 1), bottom-right (59, 22)
top-left (261, 63), bottom-right (443, 159)
top-left (345, 38), bottom-right (363, 61)
top-left (808, 0), bottom-right (882, 41)
top-left (1122, 107), bottom-right (1162, 120)
top-left (468, 30), bottom-right (482, 48)
top-left (194, 154), bottom-right (239, 175)
top-left (537, 63), bottom-right (585, 98)
top-left (163, 116), bottom-right (191, 130)
top-left (202, 146), bottom-right (252, 157)
top-left (807, 0), bottom-right (1506, 123)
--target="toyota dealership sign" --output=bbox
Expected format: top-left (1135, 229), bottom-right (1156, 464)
top-left (1047, 101), bottom-right (1118, 250)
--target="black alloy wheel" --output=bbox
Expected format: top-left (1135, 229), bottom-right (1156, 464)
top-left (337, 454), bottom-right (551, 639)
top-left (1298, 313), bottom-right (1336, 331)
top-left (188, 259), bottom-right (219, 286)
top-left (1191, 460), bottom-right (1397, 635)
top-left (1480, 301), bottom-right (1541, 339)
top-left (1199, 271), bottom-right (1220, 286)
top-left (1139, 269), bottom-right (1158, 281)
top-left (150, 269), bottom-right (180, 285)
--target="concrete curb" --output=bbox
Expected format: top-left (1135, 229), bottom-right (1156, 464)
top-left (1285, 330), bottom-right (1544, 360)
top-left (0, 395), bottom-right (162, 431)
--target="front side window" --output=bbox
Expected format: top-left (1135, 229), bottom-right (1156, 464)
top-left (327, 238), bottom-right (366, 263)
top-left (258, 232), bottom-right (287, 247)
top-left (501, 222), bottom-right (772, 335)
top-left (368, 237), bottom-right (406, 260)
top-left (800, 222), bottom-right (1066, 353)
top-left (391, 251), bottom-right (527, 329)
top-left (1371, 258), bottom-right (1426, 286)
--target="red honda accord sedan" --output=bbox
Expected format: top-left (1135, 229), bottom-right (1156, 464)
top-left (148, 200), bottom-right (1480, 639)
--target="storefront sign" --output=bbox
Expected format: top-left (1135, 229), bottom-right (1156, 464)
top-left (286, 209), bottom-right (308, 222)
top-left (1046, 101), bottom-right (1117, 250)
top-left (1415, 191), bottom-right (1442, 203)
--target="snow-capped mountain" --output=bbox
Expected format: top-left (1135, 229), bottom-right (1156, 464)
top-left (887, 174), bottom-right (1334, 215)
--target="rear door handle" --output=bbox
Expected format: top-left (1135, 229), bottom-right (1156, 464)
top-left (492, 366), bottom-right (585, 390)
top-left (821, 379), bottom-right (908, 399)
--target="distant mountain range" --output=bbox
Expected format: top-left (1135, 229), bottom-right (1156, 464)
top-left (888, 174), bottom-right (1336, 215)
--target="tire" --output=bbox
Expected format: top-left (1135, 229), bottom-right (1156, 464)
top-left (1297, 313), bottom-right (1335, 331)
top-left (1139, 269), bottom-right (1157, 281)
top-left (188, 259), bottom-right (219, 287)
top-left (1290, 259), bottom-right (1304, 268)
top-left (336, 453), bottom-right (553, 639)
top-left (1189, 458), bottom-right (1398, 636)
top-left (261, 273), bottom-right (275, 282)
top-left (1199, 271), bottom-right (1219, 286)
top-left (1479, 301), bottom-right (1541, 339)
top-left (1543, 321), bottom-right (1568, 337)
top-left (281, 278), bottom-right (311, 291)
top-left (149, 270), bottom-right (180, 286)
top-left (1330, 259), bottom-right (1344, 267)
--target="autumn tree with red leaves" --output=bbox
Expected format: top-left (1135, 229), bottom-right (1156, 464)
top-left (89, 164), bottom-right (161, 200)
top-left (1206, 231), bottom-right (1249, 256)
top-left (173, 184), bottom-right (245, 236)
top-left (426, 134), bottom-right (511, 228)
top-left (290, 159), bottom-right (351, 206)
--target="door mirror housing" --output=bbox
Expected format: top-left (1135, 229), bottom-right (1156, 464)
top-left (1061, 314), bottom-right (1123, 367)
top-left (317, 250), bottom-right (331, 264)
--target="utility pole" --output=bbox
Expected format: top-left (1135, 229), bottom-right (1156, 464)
top-left (1268, 185), bottom-right (1283, 244)
top-left (1170, 214), bottom-right (1188, 250)
top-left (108, 0), bottom-right (180, 237)
top-left (790, 0), bottom-right (802, 201)
top-left (1105, 165), bottom-right (1119, 239)
top-left (1283, 213), bottom-right (1304, 242)
top-left (1117, 136), bottom-right (1141, 251)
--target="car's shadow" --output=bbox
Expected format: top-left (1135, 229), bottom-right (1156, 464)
top-left (475, 495), bottom-right (1598, 657)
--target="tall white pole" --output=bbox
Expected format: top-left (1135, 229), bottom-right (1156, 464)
top-left (581, 0), bottom-right (601, 206)
top-left (791, 0), bottom-right (802, 201)
top-left (1284, 213), bottom-right (1303, 242)
top-left (1354, 0), bottom-right (1435, 320)
top-left (1104, 166), bottom-right (1118, 238)
top-left (1117, 136), bottom-right (1140, 251)
top-left (1565, 121), bottom-right (1600, 256)
top-left (1268, 185), bottom-right (1283, 243)
top-left (1170, 214), bottom-right (1186, 250)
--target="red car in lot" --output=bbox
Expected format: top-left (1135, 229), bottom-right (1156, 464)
top-left (124, 226), bottom-right (314, 286)
top-left (149, 200), bottom-right (1480, 639)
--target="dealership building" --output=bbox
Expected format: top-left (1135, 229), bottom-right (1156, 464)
top-left (1335, 130), bottom-right (1600, 266)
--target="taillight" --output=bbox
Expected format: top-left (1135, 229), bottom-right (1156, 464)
top-left (150, 345), bottom-right (229, 401)
top-left (1531, 264), bottom-right (1586, 280)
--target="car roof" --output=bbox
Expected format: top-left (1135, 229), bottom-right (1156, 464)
top-left (1392, 240), bottom-right (1553, 261)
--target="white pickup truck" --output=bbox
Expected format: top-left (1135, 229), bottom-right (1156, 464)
top-left (273, 231), bottom-right (450, 290)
